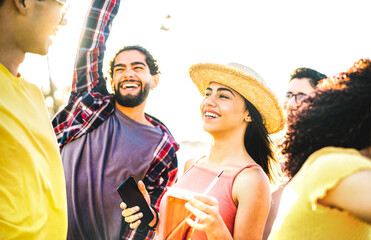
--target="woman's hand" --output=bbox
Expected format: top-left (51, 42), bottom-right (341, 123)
top-left (184, 194), bottom-right (232, 240)
top-left (120, 180), bottom-right (157, 229)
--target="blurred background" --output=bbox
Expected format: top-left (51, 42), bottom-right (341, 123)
top-left (19, 0), bottom-right (371, 172)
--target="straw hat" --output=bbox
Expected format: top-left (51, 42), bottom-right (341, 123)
top-left (189, 63), bottom-right (285, 134)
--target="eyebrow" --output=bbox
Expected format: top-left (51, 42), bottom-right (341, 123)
top-left (113, 62), bottom-right (147, 69)
top-left (286, 91), bottom-right (307, 95)
top-left (206, 87), bottom-right (235, 96)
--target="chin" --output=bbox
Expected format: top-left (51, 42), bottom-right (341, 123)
top-left (30, 46), bottom-right (49, 56)
top-left (35, 40), bottom-right (52, 56)
top-left (203, 125), bottom-right (217, 134)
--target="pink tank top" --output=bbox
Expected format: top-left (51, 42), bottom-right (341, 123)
top-left (158, 162), bottom-right (259, 240)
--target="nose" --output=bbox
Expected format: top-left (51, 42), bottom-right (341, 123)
top-left (203, 95), bottom-right (217, 107)
top-left (123, 69), bottom-right (135, 80)
top-left (286, 97), bottom-right (298, 111)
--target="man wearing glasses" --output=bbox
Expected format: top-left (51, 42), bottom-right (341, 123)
top-left (0, 0), bottom-right (68, 239)
top-left (263, 67), bottom-right (328, 239)
top-left (283, 67), bottom-right (327, 114)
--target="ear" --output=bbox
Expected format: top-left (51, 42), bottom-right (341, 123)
top-left (244, 112), bottom-right (252, 123)
top-left (110, 79), bottom-right (115, 93)
top-left (151, 74), bottom-right (159, 90)
top-left (14, 0), bottom-right (28, 15)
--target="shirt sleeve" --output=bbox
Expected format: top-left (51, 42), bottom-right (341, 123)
top-left (71, 0), bottom-right (120, 97)
top-left (305, 148), bottom-right (371, 211)
top-left (52, 0), bottom-right (120, 147)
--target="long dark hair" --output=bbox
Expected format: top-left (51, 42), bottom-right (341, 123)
top-left (282, 58), bottom-right (371, 179)
top-left (243, 98), bottom-right (275, 182)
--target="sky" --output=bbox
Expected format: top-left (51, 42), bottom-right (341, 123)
top-left (19, 0), bottom-right (371, 146)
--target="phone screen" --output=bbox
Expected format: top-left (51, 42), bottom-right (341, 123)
top-left (117, 176), bottom-right (155, 231)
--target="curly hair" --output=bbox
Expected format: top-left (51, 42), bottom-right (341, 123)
top-left (290, 67), bottom-right (327, 88)
top-left (108, 45), bottom-right (160, 79)
top-left (281, 59), bottom-right (371, 178)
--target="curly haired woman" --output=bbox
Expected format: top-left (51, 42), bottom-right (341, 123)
top-left (269, 58), bottom-right (371, 240)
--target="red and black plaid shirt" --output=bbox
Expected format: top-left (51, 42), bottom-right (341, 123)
top-left (52, 0), bottom-right (179, 239)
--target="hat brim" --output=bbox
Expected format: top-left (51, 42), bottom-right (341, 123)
top-left (189, 63), bottom-right (285, 134)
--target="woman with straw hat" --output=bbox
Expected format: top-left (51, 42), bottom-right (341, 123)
top-left (121, 62), bottom-right (285, 240)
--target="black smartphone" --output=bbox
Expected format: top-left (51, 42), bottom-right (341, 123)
top-left (117, 176), bottom-right (154, 231)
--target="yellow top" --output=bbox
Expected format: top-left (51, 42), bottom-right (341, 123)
top-left (269, 147), bottom-right (371, 240)
top-left (0, 64), bottom-right (67, 239)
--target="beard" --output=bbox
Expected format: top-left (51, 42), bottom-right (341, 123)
top-left (114, 81), bottom-right (151, 108)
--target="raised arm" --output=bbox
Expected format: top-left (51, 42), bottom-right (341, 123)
top-left (71, 0), bottom-right (120, 98)
top-left (52, 0), bottom-right (120, 147)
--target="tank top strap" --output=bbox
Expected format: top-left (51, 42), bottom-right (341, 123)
top-left (184, 156), bottom-right (206, 174)
top-left (229, 163), bottom-right (260, 191)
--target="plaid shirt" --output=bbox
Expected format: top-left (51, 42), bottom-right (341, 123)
top-left (52, 0), bottom-right (179, 239)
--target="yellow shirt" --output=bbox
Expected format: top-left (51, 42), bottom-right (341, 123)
top-left (0, 64), bottom-right (67, 239)
top-left (269, 147), bottom-right (371, 240)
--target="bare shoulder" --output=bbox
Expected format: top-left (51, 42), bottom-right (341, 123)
top-left (233, 166), bottom-right (271, 203)
top-left (235, 166), bottom-right (270, 188)
top-left (183, 158), bottom-right (198, 173)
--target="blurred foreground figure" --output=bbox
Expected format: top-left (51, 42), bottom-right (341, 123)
top-left (269, 59), bottom-right (371, 240)
top-left (0, 0), bottom-right (68, 238)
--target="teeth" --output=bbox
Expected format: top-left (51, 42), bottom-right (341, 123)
top-left (121, 83), bottom-right (139, 89)
top-left (205, 112), bottom-right (220, 118)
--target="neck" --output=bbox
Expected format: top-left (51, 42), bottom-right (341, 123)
top-left (115, 100), bottom-right (153, 127)
top-left (207, 131), bottom-right (250, 165)
top-left (0, 43), bottom-right (25, 78)
top-left (0, 9), bottom-right (25, 76)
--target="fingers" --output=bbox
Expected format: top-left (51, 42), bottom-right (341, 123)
top-left (129, 219), bottom-right (141, 229)
top-left (138, 180), bottom-right (151, 205)
top-left (184, 194), bottom-right (219, 227)
top-left (186, 194), bottom-right (218, 215)
top-left (193, 194), bottom-right (218, 205)
top-left (120, 202), bottom-right (126, 209)
top-left (125, 211), bottom-right (143, 225)
top-left (121, 204), bottom-right (143, 229)
top-left (185, 202), bottom-right (209, 223)
top-left (121, 205), bottom-right (140, 217)
top-left (138, 181), bottom-right (148, 197)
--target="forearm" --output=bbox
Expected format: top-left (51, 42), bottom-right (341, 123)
top-left (206, 226), bottom-right (233, 240)
top-left (71, 0), bottom-right (120, 96)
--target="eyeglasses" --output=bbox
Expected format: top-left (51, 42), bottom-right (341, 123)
top-left (285, 92), bottom-right (307, 103)
top-left (53, 0), bottom-right (69, 22)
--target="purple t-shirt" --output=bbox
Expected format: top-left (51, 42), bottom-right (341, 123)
top-left (61, 109), bottom-right (163, 240)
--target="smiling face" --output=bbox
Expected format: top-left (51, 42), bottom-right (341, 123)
top-left (283, 78), bottom-right (316, 113)
top-left (111, 50), bottom-right (158, 108)
top-left (200, 82), bottom-right (249, 137)
top-left (18, 0), bottom-right (67, 55)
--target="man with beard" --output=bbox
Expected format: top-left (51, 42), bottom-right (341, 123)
top-left (52, 0), bottom-right (179, 239)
